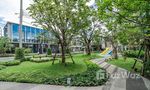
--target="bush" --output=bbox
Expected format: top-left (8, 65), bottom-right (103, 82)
top-left (15, 48), bottom-right (25, 61)
top-left (0, 60), bottom-right (108, 86)
top-left (24, 48), bottom-right (32, 55)
top-left (0, 65), bottom-right (6, 70)
top-left (30, 57), bottom-right (50, 63)
top-left (23, 57), bottom-right (31, 61)
top-left (0, 60), bottom-right (21, 66)
top-left (47, 48), bottom-right (52, 55)
top-left (45, 61), bottom-right (108, 86)
top-left (33, 55), bottom-right (50, 58)
top-left (0, 54), bottom-right (14, 57)
top-left (123, 50), bottom-right (144, 58)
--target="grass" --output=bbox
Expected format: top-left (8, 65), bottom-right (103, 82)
top-left (0, 53), bottom-right (108, 86)
top-left (108, 58), bottom-right (143, 72)
top-left (0, 55), bottom-right (87, 78)
top-left (0, 53), bottom-right (101, 78)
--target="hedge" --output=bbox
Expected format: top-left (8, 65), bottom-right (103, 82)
top-left (15, 48), bottom-right (25, 61)
top-left (0, 60), bottom-right (21, 66)
top-left (123, 50), bottom-right (144, 58)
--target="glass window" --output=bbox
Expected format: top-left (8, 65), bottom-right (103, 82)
top-left (12, 23), bottom-right (19, 42)
top-left (26, 26), bottom-right (31, 42)
top-left (22, 25), bottom-right (26, 42)
top-left (31, 27), bottom-right (35, 43)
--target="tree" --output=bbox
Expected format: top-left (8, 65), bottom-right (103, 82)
top-left (28, 0), bottom-right (90, 65)
top-left (0, 37), bottom-right (12, 55)
top-left (78, 13), bottom-right (102, 55)
top-left (92, 30), bottom-right (102, 51)
top-left (96, 0), bottom-right (150, 75)
top-left (96, 0), bottom-right (122, 59)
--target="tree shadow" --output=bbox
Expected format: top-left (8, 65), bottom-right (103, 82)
top-left (126, 73), bottom-right (148, 90)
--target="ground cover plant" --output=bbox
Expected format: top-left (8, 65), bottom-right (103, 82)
top-left (108, 58), bottom-right (143, 73)
top-left (0, 53), bottom-right (107, 86)
top-left (0, 60), bottom-right (21, 66)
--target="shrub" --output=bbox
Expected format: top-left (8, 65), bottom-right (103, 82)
top-left (0, 60), bottom-right (108, 86)
top-left (23, 57), bottom-right (31, 61)
top-left (0, 60), bottom-right (21, 66)
top-left (33, 55), bottom-right (51, 58)
top-left (45, 61), bottom-right (108, 86)
top-left (30, 57), bottom-right (50, 63)
top-left (47, 48), bottom-right (52, 55)
top-left (24, 48), bottom-right (32, 55)
top-left (0, 65), bottom-right (6, 70)
top-left (15, 48), bottom-right (25, 61)
top-left (0, 54), bottom-right (14, 57)
top-left (123, 50), bottom-right (144, 58)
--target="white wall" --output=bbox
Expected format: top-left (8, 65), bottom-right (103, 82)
top-left (0, 27), bottom-right (3, 37)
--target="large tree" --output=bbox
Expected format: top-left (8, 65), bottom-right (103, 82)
top-left (96, 0), bottom-right (150, 75)
top-left (28, 0), bottom-right (90, 64)
top-left (78, 12), bottom-right (102, 55)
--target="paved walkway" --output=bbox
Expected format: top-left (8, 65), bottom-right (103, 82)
top-left (91, 58), bottom-right (150, 90)
top-left (0, 82), bottom-right (105, 90)
top-left (0, 56), bottom-right (150, 90)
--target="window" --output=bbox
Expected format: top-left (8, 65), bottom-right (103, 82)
top-left (12, 23), bottom-right (19, 42)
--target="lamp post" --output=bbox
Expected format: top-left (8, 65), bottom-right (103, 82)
top-left (19, 0), bottom-right (23, 48)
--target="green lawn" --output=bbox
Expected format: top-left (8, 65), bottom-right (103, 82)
top-left (0, 54), bottom-right (88, 78)
top-left (108, 58), bottom-right (143, 72)
top-left (0, 53), bottom-right (107, 86)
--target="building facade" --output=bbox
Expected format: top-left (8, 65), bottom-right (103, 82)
top-left (0, 27), bottom-right (3, 37)
top-left (4, 22), bottom-right (51, 53)
top-left (70, 35), bottom-right (84, 52)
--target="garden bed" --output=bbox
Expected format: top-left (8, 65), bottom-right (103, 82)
top-left (0, 53), bottom-right (108, 86)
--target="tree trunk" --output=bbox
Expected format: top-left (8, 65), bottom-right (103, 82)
top-left (52, 51), bottom-right (57, 65)
top-left (113, 46), bottom-right (118, 59)
top-left (86, 43), bottom-right (91, 55)
top-left (61, 43), bottom-right (66, 64)
top-left (111, 40), bottom-right (118, 59)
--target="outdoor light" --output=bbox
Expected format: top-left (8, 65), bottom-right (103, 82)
top-left (67, 78), bottom-right (71, 86)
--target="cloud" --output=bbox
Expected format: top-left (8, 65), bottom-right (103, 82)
top-left (0, 0), bottom-right (33, 28)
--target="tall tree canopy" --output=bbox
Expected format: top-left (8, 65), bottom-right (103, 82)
top-left (28, 0), bottom-right (91, 64)
top-left (96, 0), bottom-right (150, 76)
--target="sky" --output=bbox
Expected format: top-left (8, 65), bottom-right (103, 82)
top-left (0, 0), bottom-right (95, 28)
top-left (0, 0), bottom-right (33, 28)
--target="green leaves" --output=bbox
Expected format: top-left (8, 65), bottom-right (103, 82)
top-left (0, 37), bottom-right (11, 54)
top-left (15, 48), bottom-right (25, 61)
top-left (0, 60), bottom-right (21, 66)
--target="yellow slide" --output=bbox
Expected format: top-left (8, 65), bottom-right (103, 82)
top-left (100, 48), bottom-right (110, 55)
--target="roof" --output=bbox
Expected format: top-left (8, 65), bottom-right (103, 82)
top-left (6, 21), bottom-right (43, 30)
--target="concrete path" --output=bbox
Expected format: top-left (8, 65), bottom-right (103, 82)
top-left (0, 82), bottom-right (104, 90)
top-left (91, 58), bottom-right (150, 90)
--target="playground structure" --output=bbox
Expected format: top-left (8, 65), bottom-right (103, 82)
top-left (100, 47), bottom-right (112, 56)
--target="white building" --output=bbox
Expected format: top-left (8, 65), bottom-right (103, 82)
top-left (0, 27), bottom-right (3, 37)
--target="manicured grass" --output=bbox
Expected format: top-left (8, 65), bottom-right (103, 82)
top-left (108, 58), bottom-right (143, 72)
top-left (0, 55), bottom-right (87, 78)
top-left (0, 53), bottom-right (108, 86)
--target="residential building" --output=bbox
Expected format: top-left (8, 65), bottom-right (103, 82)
top-left (70, 35), bottom-right (84, 52)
